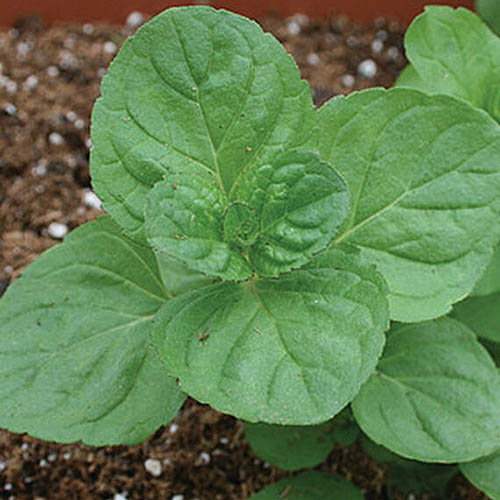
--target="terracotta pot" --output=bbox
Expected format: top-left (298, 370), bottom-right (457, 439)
top-left (0, 0), bottom-right (475, 27)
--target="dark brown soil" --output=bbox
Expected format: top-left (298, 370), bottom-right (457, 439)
top-left (0, 11), bottom-right (489, 500)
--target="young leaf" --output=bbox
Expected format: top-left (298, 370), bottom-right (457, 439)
top-left (398, 6), bottom-right (500, 123)
top-left (352, 318), bottom-right (500, 462)
top-left (460, 448), bottom-right (500, 500)
top-left (477, 0), bottom-right (500, 36)
top-left (152, 246), bottom-right (389, 425)
top-left (145, 151), bottom-right (349, 280)
top-left (91, 6), bottom-right (316, 242)
top-left (244, 421), bottom-right (337, 471)
top-left (145, 165), bottom-right (252, 281)
top-left (236, 150), bottom-right (349, 277)
top-left (0, 217), bottom-right (185, 445)
top-left (319, 88), bottom-right (500, 322)
top-left (248, 471), bottom-right (363, 500)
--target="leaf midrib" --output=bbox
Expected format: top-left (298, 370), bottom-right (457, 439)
top-left (170, 16), bottom-right (228, 199)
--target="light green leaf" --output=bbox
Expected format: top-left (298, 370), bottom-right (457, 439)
top-left (0, 217), bottom-right (185, 445)
top-left (91, 6), bottom-right (316, 242)
top-left (153, 246), bottom-right (389, 424)
top-left (400, 6), bottom-right (500, 122)
top-left (461, 449), bottom-right (500, 499)
top-left (154, 253), bottom-right (216, 296)
top-left (145, 165), bottom-right (251, 281)
top-left (319, 88), bottom-right (500, 322)
top-left (352, 318), bottom-right (500, 462)
top-left (235, 150), bottom-right (350, 277)
top-left (244, 421), bottom-right (337, 471)
top-left (477, 0), bottom-right (500, 36)
top-left (248, 471), bottom-right (363, 500)
top-left (396, 65), bottom-right (427, 90)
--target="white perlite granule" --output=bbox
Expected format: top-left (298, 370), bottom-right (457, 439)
top-left (144, 458), bottom-right (162, 477)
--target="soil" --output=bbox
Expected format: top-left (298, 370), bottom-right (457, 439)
top-left (0, 11), bottom-right (489, 500)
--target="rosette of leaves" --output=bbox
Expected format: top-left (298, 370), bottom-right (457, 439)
top-left (1, 5), bottom-right (500, 453)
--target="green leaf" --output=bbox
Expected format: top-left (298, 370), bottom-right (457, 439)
top-left (452, 244), bottom-right (500, 342)
top-left (319, 87), bottom-right (500, 322)
top-left (248, 471), bottom-right (363, 500)
top-left (472, 243), bottom-right (500, 297)
top-left (329, 407), bottom-right (360, 447)
top-left (453, 293), bottom-right (500, 343)
top-left (91, 6), bottom-right (316, 242)
top-left (477, 0), bottom-right (500, 36)
top-left (145, 165), bottom-right (252, 281)
top-left (352, 318), bottom-right (500, 462)
top-left (396, 65), bottom-right (427, 90)
top-left (482, 338), bottom-right (500, 366)
top-left (0, 217), bottom-right (185, 445)
top-left (235, 150), bottom-right (349, 277)
top-left (460, 449), bottom-right (500, 500)
top-left (360, 434), bottom-right (402, 464)
top-left (244, 421), bottom-right (337, 471)
top-left (153, 246), bottom-right (389, 425)
top-left (400, 6), bottom-right (500, 122)
top-left (154, 253), bottom-right (216, 296)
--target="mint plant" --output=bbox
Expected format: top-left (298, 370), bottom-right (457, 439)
top-left (1, 5), bottom-right (500, 498)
